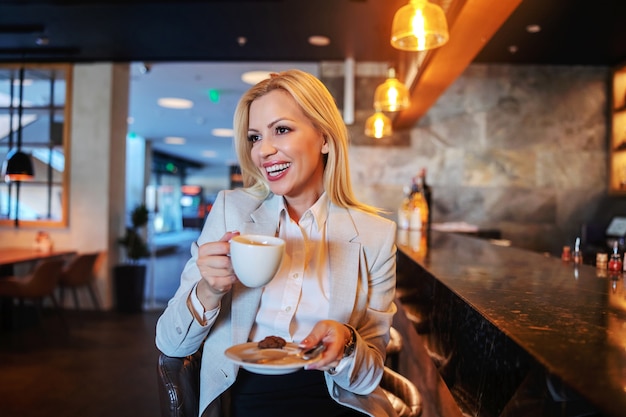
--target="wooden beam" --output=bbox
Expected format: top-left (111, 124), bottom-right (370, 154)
top-left (394, 0), bottom-right (523, 129)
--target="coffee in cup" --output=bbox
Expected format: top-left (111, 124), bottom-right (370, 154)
top-left (229, 234), bottom-right (285, 287)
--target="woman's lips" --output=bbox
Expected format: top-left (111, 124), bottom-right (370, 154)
top-left (265, 162), bottom-right (291, 180)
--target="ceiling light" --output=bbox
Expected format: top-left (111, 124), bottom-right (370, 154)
top-left (364, 110), bottom-right (392, 139)
top-left (3, 150), bottom-right (35, 182)
top-left (391, 0), bottom-right (449, 51)
top-left (308, 35), bottom-right (330, 46)
top-left (374, 68), bottom-right (410, 112)
top-left (3, 67), bottom-right (34, 183)
top-left (35, 35), bottom-right (49, 46)
top-left (241, 71), bottom-right (272, 85)
top-left (526, 24), bottom-right (541, 33)
top-left (157, 97), bottom-right (193, 109)
top-left (164, 136), bottom-right (186, 145)
top-left (211, 128), bottom-right (234, 137)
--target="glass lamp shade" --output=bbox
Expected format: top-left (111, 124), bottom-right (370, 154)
top-left (391, 0), bottom-right (449, 51)
top-left (364, 111), bottom-right (393, 139)
top-left (374, 77), bottom-right (410, 112)
top-left (2, 149), bottom-right (35, 182)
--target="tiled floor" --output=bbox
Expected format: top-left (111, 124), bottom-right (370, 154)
top-left (0, 308), bottom-right (164, 417)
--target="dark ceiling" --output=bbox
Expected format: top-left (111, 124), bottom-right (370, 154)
top-left (1, 0), bottom-right (626, 67)
top-left (474, 0), bottom-right (626, 66)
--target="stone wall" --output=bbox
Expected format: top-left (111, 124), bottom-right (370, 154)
top-left (322, 63), bottom-right (616, 254)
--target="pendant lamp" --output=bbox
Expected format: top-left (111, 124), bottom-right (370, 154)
top-left (3, 149), bottom-right (34, 182)
top-left (391, 0), bottom-right (449, 51)
top-left (364, 110), bottom-right (392, 139)
top-left (374, 68), bottom-right (410, 112)
top-left (2, 67), bottom-right (34, 183)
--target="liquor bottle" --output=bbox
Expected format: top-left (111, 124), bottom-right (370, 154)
top-left (609, 241), bottom-right (622, 272)
top-left (409, 176), bottom-right (428, 230)
top-left (572, 237), bottom-right (583, 265)
top-left (397, 185), bottom-right (412, 230)
top-left (417, 168), bottom-right (432, 229)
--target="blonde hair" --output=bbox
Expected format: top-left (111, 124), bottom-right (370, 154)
top-left (233, 69), bottom-right (378, 214)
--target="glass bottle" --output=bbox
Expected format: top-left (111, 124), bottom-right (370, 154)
top-left (409, 176), bottom-right (428, 230)
top-left (609, 241), bottom-right (622, 272)
top-left (572, 237), bottom-right (583, 265)
top-left (418, 168), bottom-right (432, 228)
top-left (561, 245), bottom-right (572, 262)
top-left (397, 185), bottom-right (412, 230)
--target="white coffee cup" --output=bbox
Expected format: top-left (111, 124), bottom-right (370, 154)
top-left (229, 234), bottom-right (285, 288)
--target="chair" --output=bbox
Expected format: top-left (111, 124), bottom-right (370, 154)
top-left (0, 258), bottom-right (66, 328)
top-left (386, 326), bottom-right (404, 371)
top-left (58, 252), bottom-right (101, 310)
top-left (157, 350), bottom-right (422, 417)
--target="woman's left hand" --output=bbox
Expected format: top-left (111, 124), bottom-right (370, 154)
top-left (299, 320), bottom-right (352, 371)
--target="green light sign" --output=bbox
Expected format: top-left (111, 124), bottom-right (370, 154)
top-left (208, 89), bottom-right (220, 103)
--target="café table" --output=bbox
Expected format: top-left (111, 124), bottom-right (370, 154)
top-left (0, 247), bottom-right (77, 271)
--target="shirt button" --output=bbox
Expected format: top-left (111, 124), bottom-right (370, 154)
top-left (293, 273), bottom-right (299, 279)
top-left (176, 326), bottom-right (182, 334)
top-left (285, 306), bottom-right (292, 312)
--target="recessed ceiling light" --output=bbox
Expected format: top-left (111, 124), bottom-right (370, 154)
top-left (202, 150), bottom-right (217, 158)
top-left (308, 35), bottom-right (330, 46)
top-left (35, 36), bottom-right (49, 46)
top-left (241, 71), bottom-right (272, 85)
top-left (212, 128), bottom-right (234, 137)
top-left (508, 45), bottom-right (518, 54)
top-left (164, 136), bottom-right (186, 145)
top-left (526, 24), bottom-right (541, 33)
top-left (157, 97), bottom-right (193, 109)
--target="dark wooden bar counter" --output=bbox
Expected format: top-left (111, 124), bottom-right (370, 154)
top-left (395, 230), bottom-right (624, 417)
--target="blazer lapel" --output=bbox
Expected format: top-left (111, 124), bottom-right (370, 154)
top-left (231, 194), bottom-right (281, 343)
top-left (327, 205), bottom-right (361, 323)
top-left (240, 193), bottom-right (281, 236)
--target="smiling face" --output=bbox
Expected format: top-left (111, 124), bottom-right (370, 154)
top-left (248, 89), bottom-right (329, 213)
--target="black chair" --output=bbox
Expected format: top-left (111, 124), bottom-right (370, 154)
top-left (157, 349), bottom-right (422, 417)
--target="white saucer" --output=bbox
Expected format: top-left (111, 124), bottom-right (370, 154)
top-left (225, 342), bottom-right (316, 375)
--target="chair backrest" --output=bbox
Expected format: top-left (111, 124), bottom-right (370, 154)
top-left (59, 252), bottom-right (100, 286)
top-left (157, 351), bottom-right (202, 417)
top-left (380, 365), bottom-right (423, 417)
top-left (156, 350), bottom-right (422, 417)
top-left (22, 258), bottom-right (66, 297)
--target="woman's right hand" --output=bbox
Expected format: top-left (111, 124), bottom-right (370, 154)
top-left (195, 231), bottom-right (240, 309)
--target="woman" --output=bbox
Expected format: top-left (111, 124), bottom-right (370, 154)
top-left (156, 70), bottom-right (397, 417)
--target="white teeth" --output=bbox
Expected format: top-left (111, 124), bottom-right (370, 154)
top-left (266, 163), bottom-right (291, 175)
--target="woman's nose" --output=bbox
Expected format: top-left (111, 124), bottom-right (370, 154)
top-left (258, 137), bottom-right (277, 157)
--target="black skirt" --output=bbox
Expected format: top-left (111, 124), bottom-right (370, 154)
top-left (230, 368), bottom-right (368, 417)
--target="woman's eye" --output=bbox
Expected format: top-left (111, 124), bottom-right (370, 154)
top-left (276, 126), bottom-right (290, 135)
top-left (247, 134), bottom-right (261, 143)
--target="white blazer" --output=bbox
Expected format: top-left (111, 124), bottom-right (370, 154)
top-left (156, 189), bottom-right (398, 417)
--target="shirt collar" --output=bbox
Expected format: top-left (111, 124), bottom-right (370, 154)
top-left (277, 192), bottom-right (329, 230)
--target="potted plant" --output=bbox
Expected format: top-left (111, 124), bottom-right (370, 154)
top-left (114, 204), bottom-right (150, 313)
